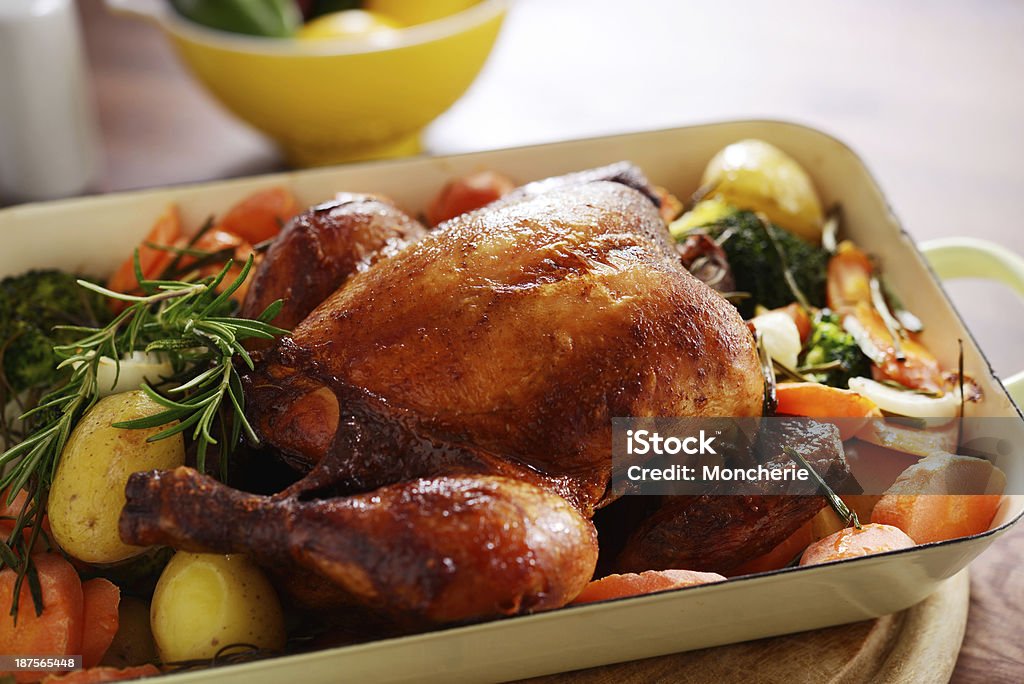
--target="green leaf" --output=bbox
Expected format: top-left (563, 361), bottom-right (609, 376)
top-left (146, 410), bottom-right (204, 442)
top-left (258, 299), bottom-right (284, 324)
top-left (200, 255), bottom-right (253, 318)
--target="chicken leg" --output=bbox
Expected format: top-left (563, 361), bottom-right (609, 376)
top-left (121, 467), bottom-right (598, 625)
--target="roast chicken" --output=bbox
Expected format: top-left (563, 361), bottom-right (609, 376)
top-left (120, 165), bottom-right (847, 628)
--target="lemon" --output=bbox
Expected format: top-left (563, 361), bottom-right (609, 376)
top-left (297, 9), bottom-right (402, 41)
top-left (701, 139), bottom-right (824, 243)
top-left (364, 0), bottom-right (478, 26)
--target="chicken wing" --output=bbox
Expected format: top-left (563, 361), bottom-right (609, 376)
top-left (240, 193), bottom-right (425, 334)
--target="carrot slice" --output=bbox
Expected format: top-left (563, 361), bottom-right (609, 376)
top-left (729, 520), bottom-right (814, 575)
top-left (800, 523), bottom-right (915, 566)
top-left (775, 382), bottom-right (882, 441)
top-left (0, 554), bottom-right (84, 683)
top-left (107, 206), bottom-right (182, 294)
top-left (826, 240), bottom-right (873, 312)
top-left (81, 579), bottom-right (121, 669)
top-left (220, 187), bottom-right (298, 244)
top-left (571, 569), bottom-right (725, 605)
top-left (42, 664), bottom-right (160, 684)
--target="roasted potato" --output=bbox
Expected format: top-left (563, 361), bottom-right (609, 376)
top-left (702, 138), bottom-right (824, 243)
top-left (151, 553), bottom-right (286, 662)
top-left (48, 390), bottom-right (185, 564)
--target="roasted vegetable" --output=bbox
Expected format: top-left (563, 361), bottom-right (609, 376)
top-left (48, 391), bottom-right (186, 564)
top-left (799, 523), bottom-right (914, 566)
top-left (801, 311), bottom-right (870, 387)
top-left (0, 270), bottom-right (111, 394)
top-left (700, 139), bottom-right (825, 243)
top-left (872, 453), bottom-right (1005, 543)
top-left (571, 570), bottom-right (725, 604)
top-left (0, 553), bottom-right (84, 672)
top-left (775, 382), bottom-right (881, 441)
top-left (750, 310), bottom-right (801, 369)
top-left (847, 376), bottom-right (960, 419)
top-left (673, 208), bottom-right (828, 316)
top-left (151, 553), bottom-right (286, 662)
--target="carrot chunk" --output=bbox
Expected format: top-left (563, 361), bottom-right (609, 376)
top-left (175, 228), bottom-right (258, 302)
top-left (775, 382), bottom-right (882, 440)
top-left (0, 554), bottom-right (84, 683)
top-left (220, 187), bottom-right (298, 244)
top-left (872, 494), bottom-right (1002, 544)
top-left (426, 171), bottom-right (515, 226)
top-left (853, 302), bottom-right (945, 393)
top-left (800, 523), bottom-right (915, 566)
top-left (571, 569), bottom-right (725, 604)
top-left (107, 206), bottom-right (182, 294)
top-left (81, 579), bottom-right (121, 669)
top-left (826, 240), bottom-right (873, 312)
top-left (871, 453), bottom-right (1005, 543)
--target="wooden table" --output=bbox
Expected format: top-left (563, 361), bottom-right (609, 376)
top-left (76, 0), bottom-right (1024, 681)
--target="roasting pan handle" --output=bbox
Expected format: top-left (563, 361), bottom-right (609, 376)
top-left (920, 237), bottom-right (1024, 406)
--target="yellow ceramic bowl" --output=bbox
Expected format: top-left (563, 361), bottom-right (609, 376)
top-left (107, 0), bottom-right (507, 166)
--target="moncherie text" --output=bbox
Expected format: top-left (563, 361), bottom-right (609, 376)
top-left (626, 464), bottom-right (810, 483)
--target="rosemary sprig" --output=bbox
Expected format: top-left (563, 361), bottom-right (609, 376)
top-left (0, 254), bottom-right (285, 618)
top-left (772, 358), bottom-right (810, 383)
top-left (756, 330), bottom-right (778, 416)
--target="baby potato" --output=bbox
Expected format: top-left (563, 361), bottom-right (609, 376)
top-left (702, 138), bottom-right (824, 243)
top-left (151, 553), bottom-right (286, 663)
top-left (48, 390), bottom-right (184, 564)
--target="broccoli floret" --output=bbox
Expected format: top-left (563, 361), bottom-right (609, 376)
top-left (679, 208), bottom-right (828, 317)
top-left (3, 322), bottom-right (59, 391)
top-left (1, 270), bottom-right (111, 393)
top-left (801, 311), bottom-right (870, 388)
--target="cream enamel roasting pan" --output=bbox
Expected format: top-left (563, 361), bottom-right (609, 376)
top-left (2, 121), bottom-right (1024, 683)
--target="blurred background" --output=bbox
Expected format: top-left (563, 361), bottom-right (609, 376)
top-left (68, 0), bottom-right (1024, 377)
